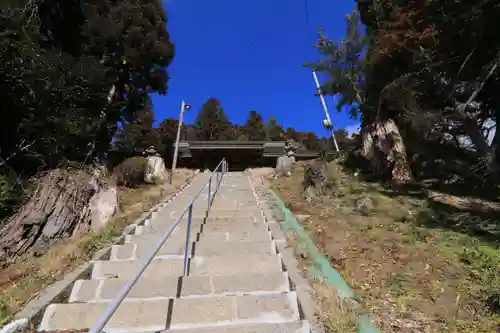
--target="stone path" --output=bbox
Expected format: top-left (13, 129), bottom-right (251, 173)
top-left (38, 172), bottom-right (310, 333)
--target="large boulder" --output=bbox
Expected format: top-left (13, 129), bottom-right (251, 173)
top-left (89, 166), bottom-right (118, 232)
top-left (90, 185), bottom-right (118, 231)
top-left (144, 155), bottom-right (168, 184)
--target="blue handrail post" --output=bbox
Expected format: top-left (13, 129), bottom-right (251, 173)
top-left (183, 204), bottom-right (193, 276)
top-left (218, 164), bottom-right (222, 186)
top-left (207, 177), bottom-right (212, 213)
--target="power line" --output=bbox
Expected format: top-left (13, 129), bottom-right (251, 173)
top-left (303, 0), bottom-right (313, 47)
top-left (303, 0), bottom-right (340, 152)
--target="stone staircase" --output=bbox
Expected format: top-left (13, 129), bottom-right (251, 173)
top-left (38, 171), bottom-right (310, 333)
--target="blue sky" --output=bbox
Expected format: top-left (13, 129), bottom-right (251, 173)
top-left (151, 0), bottom-right (360, 136)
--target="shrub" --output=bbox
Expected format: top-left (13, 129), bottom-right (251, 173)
top-left (113, 157), bottom-right (148, 188)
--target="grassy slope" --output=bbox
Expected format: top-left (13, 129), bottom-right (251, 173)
top-left (271, 160), bottom-right (500, 333)
top-left (0, 170), bottom-right (194, 325)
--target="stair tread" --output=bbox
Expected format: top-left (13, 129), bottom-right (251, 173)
top-left (40, 292), bottom-right (300, 331)
top-left (164, 321), bottom-right (310, 333)
top-left (70, 272), bottom-right (290, 302)
top-left (92, 254), bottom-right (283, 279)
top-left (110, 239), bottom-right (275, 260)
top-left (126, 230), bottom-right (271, 244)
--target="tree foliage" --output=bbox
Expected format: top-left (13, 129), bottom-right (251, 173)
top-left (0, 0), bottom-right (175, 219)
top-left (114, 100), bottom-right (161, 154)
top-left (0, 0), bottom-right (174, 171)
top-left (243, 110), bottom-right (266, 141)
top-left (114, 96), bottom-right (351, 159)
top-left (195, 98), bottom-right (233, 140)
top-left (265, 116), bottom-right (285, 141)
top-left (308, 1), bottom-right (500, 188)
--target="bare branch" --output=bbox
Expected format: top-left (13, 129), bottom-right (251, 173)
top-left (456, 51), bottom-right (500, 114)
top-left (0, 140), bottom-right (36, 168)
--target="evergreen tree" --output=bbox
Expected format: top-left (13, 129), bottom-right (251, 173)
top-left (298, 132), bottom-right (322, 151)
top-left (232, 125), bottom-right (249, 141)
top-left (0, 0), bottom-right (175, 172)
top-left (243, 110), bottom-right (266, 141)
top-left (195, 98), bottom-right (234, 140)
top-left (114, 100), bottom-right (161, 153)
top-left (157, 118), bottom-right (179, 154)
top-left (285, 127), bottom-right (300, 142)
top-left (305, 9), bottom-right (367, 120)
top-left (265, 116), bottom-right (285, 141)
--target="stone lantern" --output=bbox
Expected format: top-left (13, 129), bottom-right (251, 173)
top-left (144, 145), bottom-right (160, 157)
top-left (284, 139), bottom-right (297, 162)
top-left (143, 145), bottom-right (168, 184)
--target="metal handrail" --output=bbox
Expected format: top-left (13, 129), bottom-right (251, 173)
top-left (88, 159), bottom-right (228, 333)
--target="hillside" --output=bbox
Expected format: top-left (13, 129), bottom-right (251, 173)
top-left (271, 158), bottom-right (500, 333)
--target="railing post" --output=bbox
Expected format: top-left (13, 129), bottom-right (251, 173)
top-left (207, 177), bottom-right (212, 213)
top-left (183, 204), bottom-right (193, 276)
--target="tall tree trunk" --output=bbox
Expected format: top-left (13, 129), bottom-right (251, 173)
top-left (362, 118), bottom-right (414, 184)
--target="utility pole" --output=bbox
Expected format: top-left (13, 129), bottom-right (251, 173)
top-left (170, 100), bottom-right (191, 184)
top-left (311, 70), bottom-right (340, 152)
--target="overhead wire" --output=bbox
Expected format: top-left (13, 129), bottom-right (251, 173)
top-left (303, 0), bottom-right (341, 152)
top-left (303, 0), bottom-right (313, 47)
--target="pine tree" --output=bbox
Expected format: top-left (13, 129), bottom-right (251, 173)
top-left (298, 132), bottom-right (322, 151)
top-left (157, 118), bottom-right (179, 154)
top-left (243, 110), bottom-right (266, 141)
top-left (0, 0), bottom-right (176, 172)
top-left (232, 125), bottom-right (249, 141)
top-left (305, 9), bottom-right (367, 120)
top-left (195, 98), bottom-right (234, 140)
top-left (114, 100), bottom-right (160, 153)
top-left (285, 127), bottom-right (300, 142)
top-left (265, 116), bottom-right (285, 141)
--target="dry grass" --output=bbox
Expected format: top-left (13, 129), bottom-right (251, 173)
top-left (0, 169), bottom-right (195, 325)
top-left (270, 160), bottom-right (500, 333)
top-left (249, 169), bottom-right (361, 333)
top-left (311, 280), bottom-right (359, 333)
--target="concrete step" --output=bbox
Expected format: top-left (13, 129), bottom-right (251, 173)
top-left (142, 219), bottom-right (261, 236)
top-left (146, 216), bottom-right (257, 229)
top-left (192, 210), bottom-right (261, 218)
top-left (165, 321), bottom-right (310, 333)
top-left (110, 239), bottom-right (276, 260)
top-left (40, 292), bottom-right (300, 332)
top-left (69, 272), bottom-right (290, 302)
top-left (124, 230), bottom-right (201, 245)
top-left (92, 254), bottom-right (283, 279)
top-left (136, 219), bottom-right (268, 236)
top-left (125, 229), bottom-right (271, 245)
top-left (168, 210), bottom-right (260, 220)
top-left (199, 220), bottom-right (268, 234)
